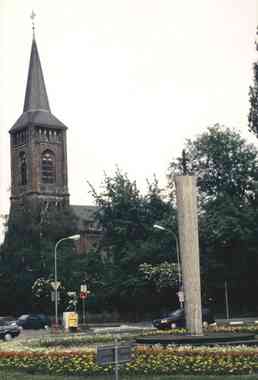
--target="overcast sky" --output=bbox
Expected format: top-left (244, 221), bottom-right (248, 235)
top-left (0, 1), bottom-right (257, 237)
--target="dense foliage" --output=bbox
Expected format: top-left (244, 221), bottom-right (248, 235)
top-left (0, 202), bottom-right (79, 315)
top-left (249, 29), bottom-right (258, 136)
top-left (2, 123), bottom-right (258, 317)
top-left (86, 169), bottom-right (178, 316)
top-left (168, 124), bottom-right (258, 313)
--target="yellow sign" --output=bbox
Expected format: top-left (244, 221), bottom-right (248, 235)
top-left (68, 312), bottom-right (78, 328)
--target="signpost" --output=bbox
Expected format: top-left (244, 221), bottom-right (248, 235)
top-left (96, 340), bottom-right (132, 380)
top-left (51, 291), bottom-right (60, 302)
top-left (80, 284), bottom-right (90, 325)
top-left (177, 290), bottom-right (184, 307)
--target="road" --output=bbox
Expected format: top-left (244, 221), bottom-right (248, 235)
top-left (15, 317), bottom-right (258, 340)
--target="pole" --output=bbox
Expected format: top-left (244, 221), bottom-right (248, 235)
top-left (54, 238), bottom-right (66, 326)
top-left (171, 232), bottom-right (182, 281)
top-left (82, 298), bottom-right (86, 325)
top-left (114, 338), bottom-right (119, 380)
top-left (153, 224), bottom-right (183, 308)
top-left (225, 280), bottom-right (230, 320)
top-left (171, 231), bottom-right (183, 308)
top-left (54, 234), bottom-right (80, 327)
top-left (54, 240), bottom-right (59, 327)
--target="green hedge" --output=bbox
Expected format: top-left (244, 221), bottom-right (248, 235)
top-left (0, 347), bottom-right (258, 376)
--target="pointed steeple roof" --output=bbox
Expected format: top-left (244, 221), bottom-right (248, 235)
top-left (10, 36), bottom-right (67, 131)
top-left (23, 38), bottom-right (50, 112)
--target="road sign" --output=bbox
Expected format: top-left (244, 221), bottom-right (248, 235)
top-left (177, 290), bottom-right (184, 303)
top-left (51, 281), bottom-right (61, 290)
top-left (97, 342), bottom-right (132, 380)
top-left (80, 284), bottom-right (87, 292)
top-left (80, 292), bottom-right (87, 299)
top-left (96, 344), bottom-right (132, 365)
top-left (67, 291), bottom-right (77, 297)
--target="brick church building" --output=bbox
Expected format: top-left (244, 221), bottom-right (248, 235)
top-left (9, 31), bottom-right (100, 252)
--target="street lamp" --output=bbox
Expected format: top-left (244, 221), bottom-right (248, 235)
top-left (54, 234), bottom-right (80, 326)
top-left (153, 224), bottom-right (183, 308)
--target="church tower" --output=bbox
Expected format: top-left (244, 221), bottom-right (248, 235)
top-left (9, 31), bottom-right (69, 210)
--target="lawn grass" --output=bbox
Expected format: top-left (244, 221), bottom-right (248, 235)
top-left (1, 372), bottom-right (258, 380)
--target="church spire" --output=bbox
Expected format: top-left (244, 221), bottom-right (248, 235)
top-left (9, 15), bottom-right (69, 209)
top-left (23, 37), bottom-right (50, 112)
top-left (10, 15), bottom-right (67, 131)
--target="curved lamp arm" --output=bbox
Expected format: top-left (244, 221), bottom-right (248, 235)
top-left (54, 234), bottom-right (80, 326)
top-left (153, 224), bottom-right (182, 288)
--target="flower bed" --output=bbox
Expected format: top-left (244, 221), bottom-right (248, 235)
top-left (1, 325), bottom-right (258, 376)
top-left (130, 346), bottom-right (258, 375)
top-left (0, 346), bottom-right (258, 376)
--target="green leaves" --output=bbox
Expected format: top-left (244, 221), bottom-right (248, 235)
top-left (88, 168), bottom-right (176, 313)
top-left (168, 124), bottom-right (258, 310)
top-left (249, 60), bottom-right (258, 136)
top-left (169, 124), bottom-right (258, 204)
top-left (0, 204), bottom-right (79, 314)
top-left (139, 262), bottom-right (179, 291)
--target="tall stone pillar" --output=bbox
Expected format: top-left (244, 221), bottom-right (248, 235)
top-left (175, 175), bottom-right (203, 335)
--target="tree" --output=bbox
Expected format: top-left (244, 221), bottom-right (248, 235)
top-left (139, 262), bottom-right (178, 291)
top-left (32, 277), bottom-right (53, 313)
top-left (248, 27), bottom-right (258, 136)
top-left (168, 124), bottom-right (258, 205)
top-left (0, 203), bottom-right (78, 314)
top-left (168, 125), bottom-right (258, 313)
top-left (88, 168), bottom-right (177, 315)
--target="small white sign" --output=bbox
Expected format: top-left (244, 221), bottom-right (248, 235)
top-left (67, 291), bottom-right (77, 297)
top-left (80, 284), bottom-right (87, 292)
top-left (51, 281), bottom-right (61, 290)
top-left (177, 290), bottom-right (184, 303)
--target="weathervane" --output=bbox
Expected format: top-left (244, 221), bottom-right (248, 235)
top-left (30, 10), bottom-right (36, 39)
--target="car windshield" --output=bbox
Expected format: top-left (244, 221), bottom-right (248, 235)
top-left (168, 309), bottom-right (183, 317)
top-left (18, 315), bottom-right (29, 320)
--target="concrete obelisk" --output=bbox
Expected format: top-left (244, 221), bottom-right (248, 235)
top-left (175, 175), bottom-right (203, 335)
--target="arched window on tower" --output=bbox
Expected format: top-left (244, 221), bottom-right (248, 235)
top-left (20, 152), bottom-right (27, 185)
top-left (41, 150), bottom-right (56, 184)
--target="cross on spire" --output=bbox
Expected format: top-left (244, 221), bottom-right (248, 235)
top-left (30, 10), bottom-right (36, 39)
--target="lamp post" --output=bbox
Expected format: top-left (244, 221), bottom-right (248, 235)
top-left (153, 224), bottom-right (183, 308)
top-left (54, 234), bottom-right (80, 326)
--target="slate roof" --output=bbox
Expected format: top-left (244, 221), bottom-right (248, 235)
top-left (23, 38), bottom-right (50, 112)
top-left (11, 110), bottom-right (67, 131)
top-left (10, 37), bottom-right (67, 132)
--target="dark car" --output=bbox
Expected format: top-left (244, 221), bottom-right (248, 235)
top-left (16, 314), bottom-right (51, 330)
top-left (0, 322), bottom-right (21, 341)
top-left (152, 307), bottom-right (215, 329)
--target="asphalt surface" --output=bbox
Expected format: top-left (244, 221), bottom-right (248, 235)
top-left (14, 317), bottom-right (258, 341)
top-left (16, 328), bottom-right (50, 340)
